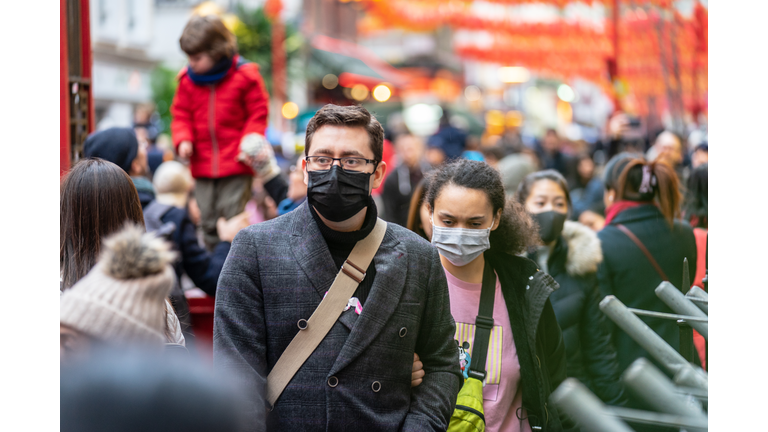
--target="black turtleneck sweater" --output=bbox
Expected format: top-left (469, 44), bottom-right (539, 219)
top-left (309, 197), bottom-right (378, 306)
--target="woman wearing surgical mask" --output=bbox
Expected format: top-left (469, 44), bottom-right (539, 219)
top-left (424, 159), bottom-right (571, 432)
top-left (516, 170), bottom-right (627, 407)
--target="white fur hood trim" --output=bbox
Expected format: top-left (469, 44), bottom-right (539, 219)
top-left (562, 220), bottom-right (603, 276)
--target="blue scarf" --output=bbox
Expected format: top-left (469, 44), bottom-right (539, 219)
top-left (186, 56), bottom-right (233, 85)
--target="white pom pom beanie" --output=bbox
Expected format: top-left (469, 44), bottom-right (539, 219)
top-left (60, 224), bottom-right (177, 347)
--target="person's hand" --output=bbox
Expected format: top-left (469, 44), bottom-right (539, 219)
top-left (411, 353), bottom-right (425, 387)
top-left (178, 141), bottom-right (193, 159)
top-left (579, 210), bottom-right (606, 232)
top-left (608, 113), bottom-right (629, 140)
top-left (216, 212), bottom-right (250, 243)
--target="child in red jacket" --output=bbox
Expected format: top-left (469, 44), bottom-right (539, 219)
top-left (171, 14), bottom-right (277, 250)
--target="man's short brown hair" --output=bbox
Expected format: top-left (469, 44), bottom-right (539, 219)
top-left (179, 15), bottom-right (237, 61)
top-left (304, 104), bottom-right (384, 161)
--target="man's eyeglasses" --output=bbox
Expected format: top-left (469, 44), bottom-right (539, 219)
top-left (305, 156), bottom-right (378, 173)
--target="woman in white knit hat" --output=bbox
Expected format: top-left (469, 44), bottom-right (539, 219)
top-left (60, 224), bottom-right (177, 361)
top-left (60, 159), bottom-right (185, 346)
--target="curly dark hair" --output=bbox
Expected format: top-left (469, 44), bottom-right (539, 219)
top-left (425, 159), bottom-right (538, 255)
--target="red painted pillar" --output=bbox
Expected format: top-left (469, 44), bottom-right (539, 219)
top-left (266, 0), bottom-right (285, 131)
top-left (80, 0), bottom-right (94, 133)
top-left (61, 0), bottom-right (70, 178)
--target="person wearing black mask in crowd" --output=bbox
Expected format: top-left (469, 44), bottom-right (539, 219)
top-left (516, 170), bottom-right (627, 407)
top-left (213, 104), bottom-right (461, 431)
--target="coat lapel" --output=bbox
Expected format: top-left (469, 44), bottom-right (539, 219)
top-left (288, 202), bottom-right (339, 300)
top-left (329, 227), bottom-right (407, 375)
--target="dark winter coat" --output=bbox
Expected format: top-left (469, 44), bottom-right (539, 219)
top-left (381, 162), bottom-right (428, 227)
top-left (213, 201), bottom-right (462, 432)
top-left (171, 54), bottom-right (269, 179)
top-left (485, 252), bottom-right (573, 431)
top-left (597, 204), bottom-right (698, 371)
top-left (160, 205), bottom-right (230, 297)
top-left (528, 222), bottom-right (627, 406)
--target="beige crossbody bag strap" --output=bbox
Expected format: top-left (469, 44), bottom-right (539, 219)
top-left (265, 217), bottom-right (388, 409)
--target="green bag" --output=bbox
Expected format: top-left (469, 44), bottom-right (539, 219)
top-left (449, 377), bottom-right (486, 432)
top-left (448, 261), bottom-right (496, 432)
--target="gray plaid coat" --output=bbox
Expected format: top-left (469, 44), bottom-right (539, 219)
top-left (213, 202), bottom-right (462, 431)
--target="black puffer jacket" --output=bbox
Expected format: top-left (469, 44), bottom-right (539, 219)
top-left (528, 221), bottom-right (627, 406)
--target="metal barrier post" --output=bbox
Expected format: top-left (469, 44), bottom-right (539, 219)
top-left (687, 286), bottom-right (709, 314)
top-left (677, 319), bottom-right (695, 363)
top-left (622, 358), bottom-right (708, 432)
top-left (550, 378), bottom-right (634, 432)
top-left (656, 281), bottom-right (708, 340)
top-left (599, 295), bottom-right (708, 390)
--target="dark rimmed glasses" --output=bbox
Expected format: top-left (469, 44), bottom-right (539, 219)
top-left (305, 156), bottom-right (379, 173)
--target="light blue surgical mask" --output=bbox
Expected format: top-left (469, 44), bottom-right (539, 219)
top-left (430, 217), bottom-right (494, 267)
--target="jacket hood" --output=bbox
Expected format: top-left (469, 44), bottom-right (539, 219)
top-left (561, 220), bottom-right (603, 276)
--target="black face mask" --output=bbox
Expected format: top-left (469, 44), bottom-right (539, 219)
top-left (307, 165), bottom-right (372, 222)
top-left (531, 211), bottom-right (567, 244)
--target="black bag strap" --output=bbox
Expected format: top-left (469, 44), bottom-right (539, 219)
top-left (468, 260), bottom-right (496, 381)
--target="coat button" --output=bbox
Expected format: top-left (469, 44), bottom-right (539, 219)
top-left (297, 319), bottom-right (308, 330)
top-left (399, 327), bottom-right (407, 337)
top-left (529, 275), bottom-right (534, 280)
top-left (328, 376), bottom-right (338, 388)
top-left (372, 381), bottom-right (381, 392)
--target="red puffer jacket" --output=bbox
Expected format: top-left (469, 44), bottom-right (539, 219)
top-left (171, 54), bottom-right (269, 179)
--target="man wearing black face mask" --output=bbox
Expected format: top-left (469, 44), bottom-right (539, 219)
top-left (213, 104), bottom-right (462, 432)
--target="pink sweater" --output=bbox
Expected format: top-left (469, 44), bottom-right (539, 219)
top-left (444, 269), bottom-right (531, 432)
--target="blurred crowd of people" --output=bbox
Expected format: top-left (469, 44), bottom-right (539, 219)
top-left (60, 13), bottom-right (708, 432)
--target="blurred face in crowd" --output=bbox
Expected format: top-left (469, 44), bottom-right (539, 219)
top-left (692, 148), bottom-right (708, 169)
top-left (425, 147), bottom-right (446, 167)
top-left (286, 165), bottom-right (308, 202)
top-left (524, 179), bottom-right (568, 216)
top-left (130, 139), bottom-right (149, 177)
top-left (302, 125), bottom-right (387, 192)
top-left (188, 52), bottom-right (216, 74)
top-left (396, 135), bottom-right (425, 169)
top-left (577, 157), bottom-right (595, 181)
top-left (654, 131), bottom-right (683, 167)
top-left (542, 131), bottom-right (561, 154)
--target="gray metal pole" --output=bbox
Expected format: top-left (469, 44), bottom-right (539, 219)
top-left (550, 378), bottom-right (634, 432)
top-left (687, 286), bottom-right (709, 314)
top-left (622, 358), bottom-right (708, 432)
top-left (599, 295), bottom-right (708, 389)
top-left (656, 281), bottom-right (708, 340)
top-left (609, 407), bottom-right (709, 430)
top-left (678, 319), bottom-right (695, 363)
